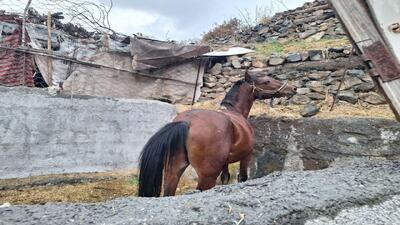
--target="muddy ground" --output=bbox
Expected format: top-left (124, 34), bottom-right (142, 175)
top-left (1, 159), bottom-right (400, 225)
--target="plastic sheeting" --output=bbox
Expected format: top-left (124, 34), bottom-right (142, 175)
top-left (131, 36), bottom-right (210, 71)
top-left (25, 24), bottom-right (206, 103)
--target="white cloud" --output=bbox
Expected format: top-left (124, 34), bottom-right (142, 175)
top-left (109, 8), bottom-right (159, 36)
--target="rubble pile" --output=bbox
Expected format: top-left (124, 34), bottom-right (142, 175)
top-left (207, 0), bottom-right (346, 44)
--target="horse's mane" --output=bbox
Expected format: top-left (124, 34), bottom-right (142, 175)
top-left (220, 79), bottom-right (246, 108)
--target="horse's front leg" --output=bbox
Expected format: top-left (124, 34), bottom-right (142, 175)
top-left (238, 153), bottom-right (252, 182)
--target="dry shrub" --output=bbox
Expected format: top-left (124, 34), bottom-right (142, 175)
top-left (202, 18), bottom-right (241, 42)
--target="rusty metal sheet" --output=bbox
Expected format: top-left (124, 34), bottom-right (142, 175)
top-left (363, 41), bottom-right (400, 82)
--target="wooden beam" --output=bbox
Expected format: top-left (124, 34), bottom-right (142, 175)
top-left (329, 0), bottom-right (400, 121)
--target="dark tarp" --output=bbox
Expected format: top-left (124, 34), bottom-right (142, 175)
top-left (130, 36), bottom-right (210, 71)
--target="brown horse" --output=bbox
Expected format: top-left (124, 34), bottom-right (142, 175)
top-left (138, 72), bottom-right (296, 197)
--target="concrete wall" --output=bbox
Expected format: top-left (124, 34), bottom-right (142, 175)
top-left (249, 117), bottom-right (400, 178)
top-left (0, 87), bottom-right (177, 179)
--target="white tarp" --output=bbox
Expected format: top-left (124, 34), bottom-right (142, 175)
top-left (202, 47), bottom-right (254, 57)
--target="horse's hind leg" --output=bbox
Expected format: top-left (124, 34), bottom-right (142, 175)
top-left (163, 149), bottom-right (189, 196)
top-left (220, 165), bottom-right (230, 185)
top-left (238, 153), bottom-right (252, 182)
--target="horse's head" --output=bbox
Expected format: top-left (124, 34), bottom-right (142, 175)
top-left (245, 73), bottom-right (296, 99)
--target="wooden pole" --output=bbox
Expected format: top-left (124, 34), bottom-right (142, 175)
top-left (47, 11), bottom-right (53, 86)
top-left (191, 58), bottom-right (203, 105)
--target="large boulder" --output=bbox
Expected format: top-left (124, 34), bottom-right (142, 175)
top-left (250, 117), bottom-right (400, 177)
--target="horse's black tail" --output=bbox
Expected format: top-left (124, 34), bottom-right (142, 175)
top-left (138, 121), bottom-right (189, 197)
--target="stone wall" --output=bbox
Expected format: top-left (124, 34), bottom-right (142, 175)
top-left (0, 86), bottom-right (176, 179)
top-left (249, 116), bottom-right (400, 178)
top-left (201, 48), bottom-right (386, 114)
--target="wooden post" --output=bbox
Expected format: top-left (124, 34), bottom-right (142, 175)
top-left (47, 11), bottom-right (53, 86)
top-left (329, 0), bottom-right (400, 121)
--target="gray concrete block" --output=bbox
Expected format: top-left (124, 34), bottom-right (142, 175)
top-left (0, 87), bottom-right (177, 179)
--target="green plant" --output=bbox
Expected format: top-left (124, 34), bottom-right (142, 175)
top-left (126, 176), bottom-right (139, 186)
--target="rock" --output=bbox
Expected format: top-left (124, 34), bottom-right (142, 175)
top-left (319, 23), bottom-right (329, 31)
top-left (278, 26), bottom-right (289, 34)
top-left (286, 53), bottom-right (302, 63)
top-left (231, 59), bottom-right (242, 69)
top-left (222, 62), bottom-right (232, 67)
top-left (331, 69), bottom-right (346, 77)
top-left (307, 92), bottom-right (326, 100)
top-left (229, 76), bottom-right (242, 83)
top-left (306, 81), bottom-right (323, 88)
top-left (335, 27), bottom-right (346, 35)
top-left (300, 104), bottom-right (320, 117)
top-left (313, 9), bottom-right (325, 16)
top-left (343, 77), bottom-right (363, 90)
top-left (215, 87), bottom-right (225, 92)
top-left (359, 92), bottom-right (386, 105)
top-left (354, 82), bottom-right (375, 92)
top-left (218, 78), bottom-right (227, 84)
top-left (255, 36), bottom-right (266, 42)
top-left (243, 61), bottom-right (252, 68)
top-left (223, 82), bottom-right (232, 88)
top-left (269, 57), bottom-right (285, 66)
top-left (299, 29), bottom-right (318, 39)
top-left (311, 86), bottom-right (327, 94)
top-left (322, 77), bottom-right (339, 86)
top-left (309, 50), bottom-right (323, 61)
top-left (337, 90), bottom-right (358, 104)
top-left (210, 63), bottom-right (222, 75)
top-left (252, 58), bottom-right (268, 68)
top-left (306, 31), bottom-right (325, 42)
top-left (291, 95), bottom-right (312, 105)
top-left (258, 27), bottom-right (269, 35)
top-left (204, 82), bottom-right (216, 88)
top-left (251, 116), bottom-right (400, 176)
top-left (207, 93), bottom-right (219, 99)
top-left (301, 52), bottom-right (310, 61)
top-left (347, 69), bottom-right (365, 78)
top-left (276, 74), bottom-right (288, 80)
top-left (202, 87), bottom-right (213, 93)
top-left (296, 88), bottom-right (311, 95)
top-left (204, 76), bottom-right (217, 83)
top-left (222, 67), bottom-right (239, 76)
top-left (308, 72), bottom-right (328, 80)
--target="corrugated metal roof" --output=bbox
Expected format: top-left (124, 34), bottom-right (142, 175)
top-left (0, 15), bottom-right (34, 87)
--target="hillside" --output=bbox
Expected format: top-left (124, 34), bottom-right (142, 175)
top-left (194, 0), bottom-right (395, 119)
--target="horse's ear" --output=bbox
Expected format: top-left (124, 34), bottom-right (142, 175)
top-left (244, 71), bottom-right (251, 82)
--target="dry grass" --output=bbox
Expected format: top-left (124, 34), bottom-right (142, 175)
top-left (255, 38), bottom-right (351, 56)
top-left (0, 172), bottom-right (198, 205)
top-left (177, 96), bottom-right (396, 120)
top-left (202, 18), bottom-right (241, 42)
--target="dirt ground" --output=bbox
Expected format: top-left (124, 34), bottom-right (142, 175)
top-left (0, 171), bottom-right (199, 205)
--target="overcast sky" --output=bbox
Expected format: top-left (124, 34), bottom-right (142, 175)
top-left (104, 0), bottom-right (309, 40)
top-left (1, 0), bottom-right (310, 41)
